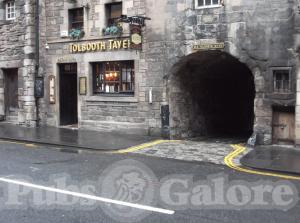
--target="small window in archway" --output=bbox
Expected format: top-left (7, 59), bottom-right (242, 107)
top-left (273, 69), bottom-right (291, 93)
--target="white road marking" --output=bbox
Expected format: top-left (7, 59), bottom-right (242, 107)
top-left (29, 167), bottom-right (40, 172)
top-left (0, 177), bottom-right (175, 215)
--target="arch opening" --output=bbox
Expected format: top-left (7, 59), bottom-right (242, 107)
top-left (169, 50), bottom-right (255, 139)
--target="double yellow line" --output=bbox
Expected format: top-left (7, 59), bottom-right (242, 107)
top-left (225, 145), bottom-right (300, 180)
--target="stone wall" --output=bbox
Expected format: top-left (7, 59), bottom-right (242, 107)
top-left (0, 0), bottom-right (298, 142)
top-left (43, 0), bottom-right (156, 135)
top-left (143, 0), bottom-right (297, 143)
top-left (0, 0), bottom-right (37, 126)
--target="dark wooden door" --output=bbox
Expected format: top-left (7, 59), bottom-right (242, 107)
top-left (59, 64), bottom-right (78, 126)
top-left (4, 68), bottom-right (18, 114)
top-left (273, 110), bottom-right (295, 144)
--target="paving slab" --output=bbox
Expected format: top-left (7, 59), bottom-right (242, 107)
top-left (240, 145), bottom-right (300, 175)
top-left (0, 123), bottom-right (157, 151)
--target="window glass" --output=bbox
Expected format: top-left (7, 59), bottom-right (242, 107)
top-left (93, 61), bottom-right (135, 95)
top-left (106, 3), bottom-right (122, 26)
top-left (273, 70), bottom-right (290, 93)
top-left (196, 0), bottom-right (219, 8)
top-left (6, 1), bottom-right (16, 20)
top-left (69, 8), bottom-right (84, 30)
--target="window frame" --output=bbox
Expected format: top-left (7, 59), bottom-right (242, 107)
top-left (92, 61), bottom-right (135, 96)
top-left (6, 0), bottom-right (16, 21)
top-left (195, 0), bottom-right (222, 9)
top-left (271, 67), bottom-right (292, 94)
top-left (105, 2), bottom-right (123, 26)
top-left (68, 7), bottom-right (84, 31)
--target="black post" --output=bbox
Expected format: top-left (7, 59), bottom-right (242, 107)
top-left (161, 105), bottom-right (170, 139)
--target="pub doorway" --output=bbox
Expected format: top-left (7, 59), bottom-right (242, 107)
top-left (3, 68), bottom-right (18, 119)
top-left (59, 63), bottom-right (78, 126)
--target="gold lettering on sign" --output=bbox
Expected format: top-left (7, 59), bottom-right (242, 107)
top-left (192, 42), bottom-right (225, 51)
top-left (69, 39), bottom-right (131, 53)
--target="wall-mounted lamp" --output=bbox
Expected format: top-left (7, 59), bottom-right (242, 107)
top-left (45, 42), bottom-right (49, 50)
top-left (82, 3), bottom-right (89, 8)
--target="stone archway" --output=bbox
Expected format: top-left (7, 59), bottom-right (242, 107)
top-left (168, 50), bottom-right (256, 139)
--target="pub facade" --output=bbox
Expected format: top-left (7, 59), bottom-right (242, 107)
top-left (1, 0), bottom-right (300, 145)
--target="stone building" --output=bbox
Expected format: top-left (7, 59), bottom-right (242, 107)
top-left (0, 0), bottom-right (37, 126)
top-left (1, 0), bottom-right (300, 145)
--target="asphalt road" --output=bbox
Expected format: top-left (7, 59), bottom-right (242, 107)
top-left (0, 141), bottom-right (299, 223)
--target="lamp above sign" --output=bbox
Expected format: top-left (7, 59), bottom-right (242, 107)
top-left (119, 15), bottom-right (151, 27)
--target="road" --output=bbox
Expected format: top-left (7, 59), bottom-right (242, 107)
top-left (0, 140), bottom-right (299, 223)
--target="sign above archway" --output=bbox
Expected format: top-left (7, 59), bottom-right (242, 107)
top-left (193, 42), bottom-right (225, 51)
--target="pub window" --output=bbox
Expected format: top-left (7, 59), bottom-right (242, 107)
top-left (196, 0), bottom-right (221, 8)
top-left (105, 2), bottom-right (122, 26)
top-left (273, 69), bottom-right (291, 93)
top-left (6, 1), bottom-right (16, 20)
top-left (93, 61), bottom-right (135, 95)
top-left (69, 8), bottom-right (84, 30)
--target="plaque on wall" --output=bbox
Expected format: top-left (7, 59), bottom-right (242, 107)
top-left (192, 42), bottom-right (225, 51)
top-left (49, 75), bottom-right (55, 104)
top-left (79, 77), bottom-right (87, 95)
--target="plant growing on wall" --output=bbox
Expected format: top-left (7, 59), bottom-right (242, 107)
top-left (69, 28), bottom-right (85, 39)
top-left (102, 23), bottom-right (123, 36)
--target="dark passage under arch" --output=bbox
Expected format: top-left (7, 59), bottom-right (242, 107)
top-left (169, 50), bottom-right (255, 139)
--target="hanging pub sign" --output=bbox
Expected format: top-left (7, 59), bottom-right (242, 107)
top-left (130, 24), bottom-right (142, 50)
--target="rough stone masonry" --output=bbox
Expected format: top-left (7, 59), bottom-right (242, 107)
top-left (0, 0), bottom-right (300, 145)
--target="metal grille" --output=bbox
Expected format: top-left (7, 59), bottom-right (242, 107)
top-left (273, 70), bottom-right (290, 93)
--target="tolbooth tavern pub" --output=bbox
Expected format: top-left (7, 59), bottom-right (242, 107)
top-left (1, 0), bottom-right (300, 146)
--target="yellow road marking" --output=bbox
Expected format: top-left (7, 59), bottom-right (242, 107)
top-left (0, 140), bottom-right (37, 148)
top-left (225, 145), bottom-right (300, 181)
top-left (25, 144), bottom-right (37, 148)
top-left (112, 140), bottom-right (182, 154)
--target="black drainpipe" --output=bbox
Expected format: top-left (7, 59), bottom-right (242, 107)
top-left (35, 0), bottom-right (40, 126)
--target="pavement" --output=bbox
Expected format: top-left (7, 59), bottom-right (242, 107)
top-left (241, 145), bottom-right (300, 175)
top-left (0, 123), bottom-right (157, 151)
top-left (129, 137), bottom-right (245, 165)
top-left (0, 141), bottom-right (299, 223)
top-left (1, 123), bottom-right (300, 178)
